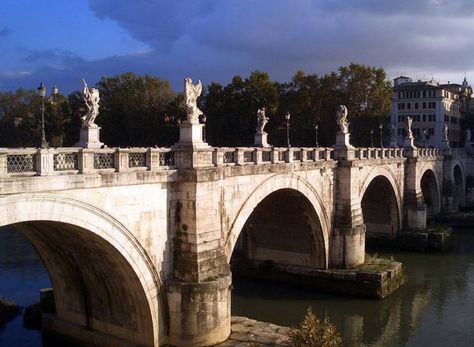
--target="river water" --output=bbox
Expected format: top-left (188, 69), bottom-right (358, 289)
top-left (1, 227), bottom-right (474, 346)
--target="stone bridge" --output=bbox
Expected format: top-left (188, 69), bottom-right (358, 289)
top-left (0, 142), bottom-right (469, 346)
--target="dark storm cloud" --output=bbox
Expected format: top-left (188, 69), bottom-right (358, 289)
top-left (3, 0), bottom-right (474, 92)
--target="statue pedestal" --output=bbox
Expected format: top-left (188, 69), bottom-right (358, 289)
top-left (442, 140), bottom-right (451, 150)
top-left (176, 121), bottom-right (209, 149)
top-left (254, 132), bottom-right (270, 147)
top-left (404, 136), bottom-right (416, 149)
top-left (334, 132), bottom-right (352, 149)
top-left (75, 126), bottom-right (103, 148)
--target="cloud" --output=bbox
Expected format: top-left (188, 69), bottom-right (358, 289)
top-left (3, 0), bottom-right (474, 92)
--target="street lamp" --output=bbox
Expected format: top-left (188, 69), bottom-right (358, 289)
top-left (370, 128), bottom-right (374, 147)
top-left (285, 112), bottom-right (291, 147)
top-left (37, 82), bottom-right (48, 149)
top-left (200, 113), bottom-right (207, 142)
top-left (314, 123), bottom-right (319, 147)
top-left (379, 123), bottom-right (383, 148)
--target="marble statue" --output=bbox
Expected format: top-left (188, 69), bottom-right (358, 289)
top-left (466, 128), bottom-right (472, 143)
top-left (256, 107), bottom-right (269, 133)
top-left (444, 123), bottom-right (449, 142)
top-left (336, 105), bottom-right (349, 134)
top-left (81, 78), bottom-right (100, 127)
top-left (183, 77), bottom-right (203, 124)
top-left (407, 116), bottom-right (413, 139)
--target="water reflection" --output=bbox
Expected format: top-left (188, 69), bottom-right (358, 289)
top-left (232, 231), bottom-right (474, 347)
top-left (1, 226), bottom-right (474, 346)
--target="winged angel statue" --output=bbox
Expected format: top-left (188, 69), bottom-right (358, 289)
top-left (183, 77), bottom-right (203, 123)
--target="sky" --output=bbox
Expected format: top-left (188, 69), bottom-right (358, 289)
top-left (1, 0), bottom-right (474, 94)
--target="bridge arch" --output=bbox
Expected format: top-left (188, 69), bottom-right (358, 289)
top-left (0, 193), bottom-right (162, 347)
top-left (225, 173), bottom-right (330, 269)
top-left (360, 167), bottom-right (402, 236)
top-left (420, 168), bottom-right (441, 215)
top-left (453, 162), bottom-right (466, 208)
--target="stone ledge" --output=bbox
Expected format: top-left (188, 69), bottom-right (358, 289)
top-left (213, 316), bottom-right (291, 347)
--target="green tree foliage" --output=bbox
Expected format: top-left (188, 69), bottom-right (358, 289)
top-left (96, 72), bottom-right (180, 146)
top-left (202, 71), bottom-right (279, 146)
top-left (203, 64), bottom-right (392, 147)
top-left (289, 306), bottom-right (342, 347)
top-left (0, 64), bottom-right (391, 148)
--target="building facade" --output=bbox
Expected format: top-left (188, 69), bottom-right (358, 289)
top-left (390, 76), bottom-right (472, 148)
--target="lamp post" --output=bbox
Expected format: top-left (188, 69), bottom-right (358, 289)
top-left (285, 112), bottom-right (291, 147)
top-left (200, 113), bottom-right (207, 142)
top-left (370, 128), bottom-right (374, 147)
top-left (37, 82), bottom-right (48, 149)
top-left (423, 129), bottom-right (428, 148)
top-left (314, 122), bottom-right (319, 147)
top-left (379, 123), bottom-right (383, 148)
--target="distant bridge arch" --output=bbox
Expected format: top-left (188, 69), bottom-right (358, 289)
top-left (225, 173), bottom-right (330, 269)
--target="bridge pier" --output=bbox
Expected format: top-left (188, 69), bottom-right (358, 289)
top-left (332, 149), bottom-right (365, 268)
top-left (167, 146), bottom-right (231, 346)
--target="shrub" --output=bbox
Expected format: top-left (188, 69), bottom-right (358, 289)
top-left (289, 306), bottom-right (342, 347)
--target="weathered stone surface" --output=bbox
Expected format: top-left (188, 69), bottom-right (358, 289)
top-left (214, 317), bottom-right (291, 347)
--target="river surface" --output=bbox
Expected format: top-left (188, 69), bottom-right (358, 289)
top-left (1, 227), bottom-right (474, 346)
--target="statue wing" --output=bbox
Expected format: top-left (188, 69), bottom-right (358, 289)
top-left (194, 80), bottom-right (202, 98)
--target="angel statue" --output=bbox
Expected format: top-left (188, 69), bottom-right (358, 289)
top-left (407, 116), bottom-right (413, 139)
top-left (81, 78), bottom-right (100, 127)
top-left (336, 105), bottom-right (349, 134)
top-left (444, 123), bottom-right (449, 142)
top-left (183, 77), bottom-right (203, 123)
top-left (256, 107), bottom-right (269, 133)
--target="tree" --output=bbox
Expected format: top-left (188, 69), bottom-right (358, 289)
top-left (202, 71), bottom-right (279, 146)
top-left (96, 72), bottom-right (179, 147)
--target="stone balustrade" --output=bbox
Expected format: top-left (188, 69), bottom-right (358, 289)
top-left (355, 147), bottom-right (404, 160)
top-left (0, 147), bottom-right (175, 176)
top-left (0, 145), bottom-right (456, 177)
top-left (212, 147), bottom-right (334, 166)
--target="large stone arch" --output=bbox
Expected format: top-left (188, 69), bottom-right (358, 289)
top-left (420, 168), bottom-right (442, 215)
top-left (359, 166), bottom-right (402, 235)
top-left (224, 173), bottom-right (330, 269)
top-left (0, 193), bottom-right (163, 347)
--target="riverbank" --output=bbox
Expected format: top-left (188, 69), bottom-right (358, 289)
top-left (214, 316), bottom-right (291, 347)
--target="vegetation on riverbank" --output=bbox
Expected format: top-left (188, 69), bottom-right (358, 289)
top-left (289, 306), bottom-right (342, 347)
top-left (358, 253), bottom-right (397, 273)
top-left (0, 296), bottom-right (20, 326)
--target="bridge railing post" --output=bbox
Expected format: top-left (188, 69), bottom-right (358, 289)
top-left (0, 152), bottom-right (7, 176)
top-left (254, 148), bottom-right (262, 164)
top-left (78, 149), bottom-right (95, 174)
top-left (147, 147), bottom-right (160, 170)
top-left (285, 148), bottom-right (293, 163)
top-left (36, 149), bottom-right (55, 176)
top-left (115, 148), bottom-right (129, 172)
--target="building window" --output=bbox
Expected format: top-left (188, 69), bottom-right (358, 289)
top-left (398, 103), bottom-right (405, 110)
top-left (429, 128), bottom-right (434, 135)
top-left (407, 103), bottom-right (411, 110)
top-left (415, 102), bottom-right (419, 109)
top-left (445, 115), bottom-right (449, 122)
top-left (423, 90), bottom-right (426, 98)
top-left (423, 114), bottom-right (426, 121)
top-left (422, 102), bottom-right (426, 109)
top-left (428, 102), bottom-right (436, 109)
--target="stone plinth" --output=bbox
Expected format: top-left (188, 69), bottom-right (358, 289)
top-left (403, 136), bottom-right (415, 149)
top-left (334, 131), bottom-right (352, 149)
top-left (177, 121), bottom-right (208, 148)
top-left (75, 125), bottom-right (103, 148)
top-left (254, 132), bottom-right (270, 147)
